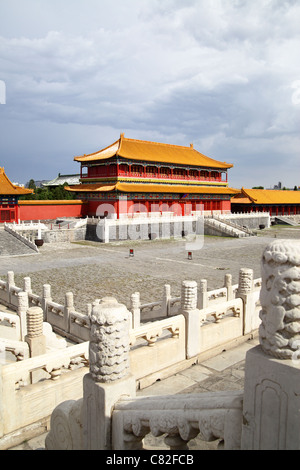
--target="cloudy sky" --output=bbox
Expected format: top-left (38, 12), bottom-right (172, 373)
top-left (0, 0), bottom-right (299, 189)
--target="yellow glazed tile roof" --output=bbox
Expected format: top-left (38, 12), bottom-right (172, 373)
top-left (238, 188), bottom-right (300, 205)
top-left (74, 135), bottom-right (233, 169)
top-left (0, 167), bottom-right (33, 196)
top-left (66, 182), bottom-right (238, 195)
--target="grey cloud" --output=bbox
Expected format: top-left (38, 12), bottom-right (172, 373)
top-left (0, 0), bottom-right (300, 188)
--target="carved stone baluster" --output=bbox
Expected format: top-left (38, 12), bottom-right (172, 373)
top-left (23, 276), bottom-right (32, 294)
top-left (145, 328), bottom-right (162, 346)
top-left (123, 430), bottom-right (144, 450)
top-left (224, 273), bottom-right (233, 300)
top-left (164, 434), bottom-right (189, 450)
top-left (259, 239), bottom-right (300, 359)
top-left (130, 292), bottom-right (140, 329)
top-left (25, 306), bottom-right (46, 357)
top-left (181, 280), bottom-right (201, 358)
top-left (181, 280), bottom-right (197, 312)
top-left (242, 239), bottom-right (300, 450)
top-left (25, 306), bottom-right (46, 382)
top-left (17, 291), bottom-right (29, 341)
top-left (82, 297), bottom-right (136, 450)
top-left (123, 418), bottom-right (150, 450)
top-left (42, 284), bottom-right (52, 321)
top-left (237, 268), bottom-right (253, 295)
top-left (198, 279), bottom-right (208, 309)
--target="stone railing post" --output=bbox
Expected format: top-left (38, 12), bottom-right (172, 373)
top-left (242, 239), bottom-right (300, 450)
top-left (64, 292), bottom-right (74, 334)
top-left (82, 297), bottom-right (136, 450)
top-left (25, 306), bottom-right (46, 357)
top-left (25, 306), bottom-right (46, 383)
top-left (237, 268), bottom-right (253, 296)
top-left (224, 273), bottom-right (233, 301)
top-left (181, 280), bottom-right (201, 358)
top-left (6, 271), bottom-right (15, 306)
top-left (181, 280), bottom-right (197, 311)
top-left (23, 276), bottom-right (32, 294)
top-left (42, 284), bottom-right (52, 321)
top-left (236, 268), bottom-right (255, 334)
top-left (17, 291), bottom-right (29, 341)
top-left (197, 279), bottom-right (208, 310)
top-left (130, 292), bottom-right (140, 329)
top-left (162, 284), bottom-right (171, 317)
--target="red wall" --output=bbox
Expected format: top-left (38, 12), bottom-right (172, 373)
top-left (221, 200), bottom-right (231, 212)
top-left (18, 201), bottom-right (87, 221)
top-left (17, 198), bottom-right (231, 222)
top-left (86, 198), bottom-right (231, 218)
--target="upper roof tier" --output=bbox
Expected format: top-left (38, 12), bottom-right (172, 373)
top-left (74, 134), bottom-right (233, 170)
top-left (0, 167), bottom-right (33, 196)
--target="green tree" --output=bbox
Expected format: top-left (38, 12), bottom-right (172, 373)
top-left (20, 182), bottom-right (74, 200)
top-left (27, 179), bottom-right (36, 190)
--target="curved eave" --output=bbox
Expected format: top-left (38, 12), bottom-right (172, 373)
top-left (65, 184), bottom-right (117, 192)
top-left (66, 183), bottom-right (239, 195)
top-left (0, 189), bottom-right (34, 196)
top-left (0, 167), bottom-right (34, 196)
top-left (74, 140), bottom-right (120, 162)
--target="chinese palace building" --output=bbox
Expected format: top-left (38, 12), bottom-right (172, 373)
top-left (66, 134), bottom-right (238, 218)
top-left (231, 188), bottom-right (300, 216)
top-left (0, 167), bottom-right (33, 223)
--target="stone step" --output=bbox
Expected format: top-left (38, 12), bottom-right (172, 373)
top-left (0, 228), bottom-right (37, 257)
top-left (275, 216), bottom-right (299, 226)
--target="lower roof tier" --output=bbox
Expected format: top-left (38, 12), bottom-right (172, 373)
top-left (66, 182), bottom-right (238, 196)
top-left (232, 188), bottom-right (300, 205)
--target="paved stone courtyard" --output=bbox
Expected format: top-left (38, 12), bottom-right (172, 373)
top-left (0, 225), bottom-right (299, 313)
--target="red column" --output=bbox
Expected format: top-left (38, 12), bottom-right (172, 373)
top-left (145, 200), bottom-right (150, 215)
top-left (179, 202), bottom-right (184, 216)
top-left (113, 200), bottom-right (120, 219)
top-left (15, 202), bottom-right (19, 223)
